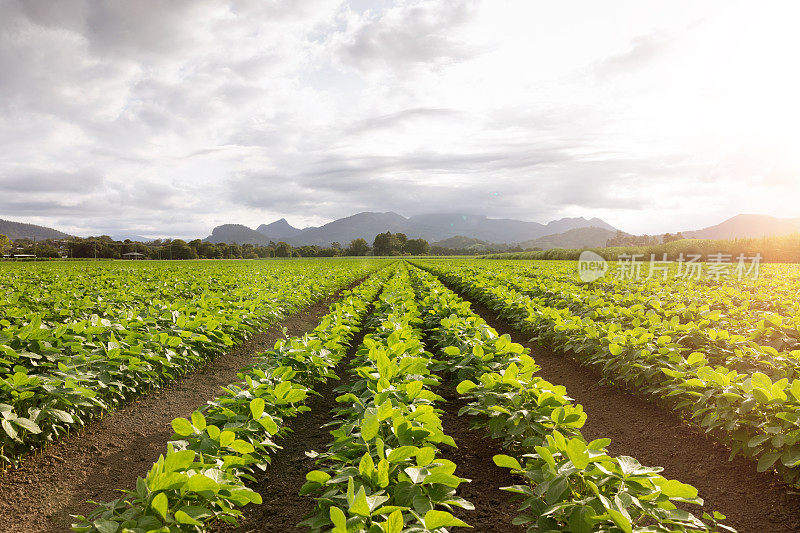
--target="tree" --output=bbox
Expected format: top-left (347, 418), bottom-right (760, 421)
top-left (274, 241), bottom-right (292, 257)
top-left (404, 238), bottom-right (429, 255)
top-left (347, 238), bottom-right (369, 256)
top-left (373, 232), bottom-right (392, 255)
top-left (170, 239), bottom-right (198, 260)
top-left (0, 234), bottom-right (10, 255)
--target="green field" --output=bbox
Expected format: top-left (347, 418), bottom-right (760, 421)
top-left (3, 258), bottom-right (799, 532)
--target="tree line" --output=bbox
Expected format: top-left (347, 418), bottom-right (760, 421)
top-left (1, 232), bottom-right (491, 259)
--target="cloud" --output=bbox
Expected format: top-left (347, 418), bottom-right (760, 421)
top-left (334, 0), bottom-right (483, 72)
top-left (0, 170), bottom-right (104, 193)
top-left (594, 34), bottom-right (669, 79)
top-left (348, 107), bottom-right (461, 134)
top-left (0, 0), bottom-right (794, 238)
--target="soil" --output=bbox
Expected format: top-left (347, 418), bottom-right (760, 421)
top-left (465, 300), bottom-right (800, 533)
top-left (210, 373), bottom-right (347, 533)
top-left (209, 348), bottom-right (365, 532)
top-left (0, 288), bottom-right (353, 533)
top-left (434, 384), bottom-right (527, 532)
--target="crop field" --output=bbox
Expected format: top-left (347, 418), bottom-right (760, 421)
top-left (1, 258), bottom-right (799, 533)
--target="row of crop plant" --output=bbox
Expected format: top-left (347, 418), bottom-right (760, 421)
top-left (415, 259), bottom-right (800, 487)
top-left (71, 265), bottom-right (392, 532)
top-left (299, 266), bottom-right (472, 532)
top-left (408, 265), bottom-right (732, 532)
top-left (0, 261), bottom-right (379, 467)
top-left (70, 261), bottom-right (734, 532)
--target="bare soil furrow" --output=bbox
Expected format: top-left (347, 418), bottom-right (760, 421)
top-left (464, 299), bottom-right (800, 533)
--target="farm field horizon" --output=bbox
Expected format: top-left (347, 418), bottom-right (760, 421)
top-left (1, 257), bottom-right (799, 532)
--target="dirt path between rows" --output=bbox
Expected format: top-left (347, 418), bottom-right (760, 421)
top-left (466, 300), bottom-right (800, 533)
top-left (210, 368), bottom-right (347, 532)
top-left (0, 286), bottom-right (359, 533)
top-left (211, 319), bottom-right (371, 532)
top-left (434, 384), bottom-right (527, 532)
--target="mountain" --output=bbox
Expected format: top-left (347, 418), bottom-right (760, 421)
top-left (402, 214), bottom-right (615, 243)
top-left (0, 218), bottom-right (71, 240)
top-left (280, 212), bottom-right (411, 246)
top-left (205, 212), bottom-right (619, 246)
top-left (256, 218), bottom-right (302, 240)
top-left (112, 234), bottom-right (153, 242)
top-left (432, 236), bottom-right (493, 249)
top-left (684, 214), bottom-right (800, 240)
top-left (520, 226), bottom-right (617, 250)
top-left (431, 235), bottom-right (511, 252)
top-left (205, 224), bottom-right (272, 245)
top-left (542, 217), bottom-right (616, 235)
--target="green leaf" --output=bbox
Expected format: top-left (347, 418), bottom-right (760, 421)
top-left (250, 397), bottom-right (265, 419)
top-left (92, 519), bottom-right (119, 533)
top-left (219, 430), bottom-right (235, 447)
top-left (757, 451), bottom-right (782, 473)
top-left (330, 506), bottom-right (347, 530)
top-left (424, 510), bottom-right (469, 529)
top-left (257, 415), bottom-right (279, 434)
top-left (568, 507), bottom-right (592, 533)
top-left (175, 510), bottom-right (203, 526)
top-left (416, 447), bottom-right (436, 467)
top-left (190, 411), bottom-right (206, 431)
top-left (387, 446), bottom-right (418, 463)
top-left (229, 439), bottom-right (255, 454)
top-left (13, 417), bottom-right (40, 434)
top-left (186, 474), bottom-right (219, 493)
top-left (151, 492), bottom-right (168, 520)
top-left (1, 419), bottom-right (17, 439)
top-left (386, 509), bottom-right (404, 533)
top-left (493, 454), bottom-right (522, 470)
top-left (456, 380), bottom-right (477, 394)
top-left (164, 449), bottom-right (196, 473)
top-left (566, 439), bottom-right (589, 470)
top-left (171, 417), bottom-right (194, 437)
top-left (361, 413), bottom-right (380, 442)
top-left (349, 487), bottom-right (371, 517)
top-left (306, 470), bottom-right (332, 484)
top-left (49, 408), bottom-right (74, 424)
top-left (359, 452), bottom-right (375, 478)
top-left (657, 479), bottom-right (698, 499)
top-left (608, 509), bottom-right (632, 533)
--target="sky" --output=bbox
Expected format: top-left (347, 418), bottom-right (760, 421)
top-left (1, 0), bottom-right (799, 239)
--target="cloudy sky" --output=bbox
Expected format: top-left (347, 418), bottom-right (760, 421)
top-left (1, 0), bottom-right (799, 238)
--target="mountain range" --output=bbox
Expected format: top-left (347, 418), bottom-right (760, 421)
top-left (519, 226), bottom-right (619, 250)
top-left (0, 218), bottom-right (71, 240)
top-left (4, 212), bottom-right (800, 249)
top-left (682, 214), bottom-right (800, 240)
top-left (205, 212), bottom-right (618, 246)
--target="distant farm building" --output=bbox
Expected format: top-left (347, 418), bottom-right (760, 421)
top-left (122, 252), bottom-right (146, 260)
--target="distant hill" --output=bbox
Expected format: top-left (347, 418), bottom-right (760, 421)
top-left (207, 212), bottom-right (619, 246)
top-left (520, 226), bottom-right (617, 250)
top-left (285, 212), bottom-right (409, 246)
top-left (432, 235), bottom-right (493, 249)
top-left (0, 218), bottom-right (71, 240)
top-left (432, 235), bottom-right (511, 252)
top-left (205, 224), bottom-right (272, 245)
top-left (112, 233), bottom-right (153, 242)
top-left (684, 214), bottom-right (800, 240)
top-left (256, 218), bottom-right (302, 240)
